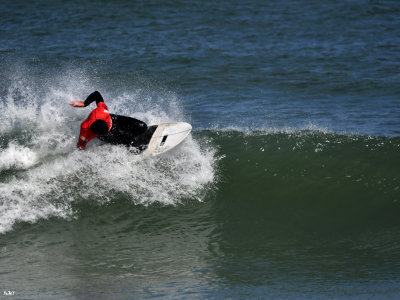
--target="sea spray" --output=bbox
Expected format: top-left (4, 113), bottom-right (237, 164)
top-left (0, 143), bottom-right (38, 170)
top-left (0, 69), bottom-right (217, 234)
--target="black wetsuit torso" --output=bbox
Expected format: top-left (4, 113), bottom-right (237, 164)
top-left (99, 114), bottom-right (156, 150)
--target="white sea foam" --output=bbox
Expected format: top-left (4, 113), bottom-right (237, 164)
top-left (0, 143), bottom-right (38, 170)
top-left (0, 69), bottom-right (216, 234)
top-left (208, 122), bottom-right (333, 136)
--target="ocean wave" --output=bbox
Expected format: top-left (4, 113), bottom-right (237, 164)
top-left (200, 129), bottom-right (400, 233)
top-left (0, 70), bottom-right (216, 234)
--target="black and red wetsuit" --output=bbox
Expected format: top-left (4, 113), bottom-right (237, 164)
top-left (77, 91), bottom-right (113, 149)
top-left (77, 91), bottom-right (150, 150)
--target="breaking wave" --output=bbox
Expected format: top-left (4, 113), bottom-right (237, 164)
top-left (0, 67), bottom-right (217, 233)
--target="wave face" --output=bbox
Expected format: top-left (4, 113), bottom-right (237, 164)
top-left (2, 125), bottom-right (400, 297)
top-left (204, 130), bottom-right (400, 235)
top-left (1, 69), bottom-right (399, 235)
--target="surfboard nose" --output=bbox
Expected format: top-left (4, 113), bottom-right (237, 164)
top-left (164, 122), bottom-right (192, 134)
top-left (180, 122), bottom-right (192, 132)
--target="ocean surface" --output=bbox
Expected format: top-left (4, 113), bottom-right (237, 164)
top-left (1, 0), bottom-right (400, 299)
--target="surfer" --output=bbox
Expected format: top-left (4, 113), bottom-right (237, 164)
top-left (70, 91), bottom-right (148, 150)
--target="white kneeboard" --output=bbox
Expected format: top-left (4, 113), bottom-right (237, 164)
top-left (141, 122), bottom-right (192, 157)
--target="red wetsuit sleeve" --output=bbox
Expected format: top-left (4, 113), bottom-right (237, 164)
top-left (77, 118), bottom-right (98, 150)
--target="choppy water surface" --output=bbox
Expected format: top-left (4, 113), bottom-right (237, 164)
top-left (1, 0), bottom-right (400, 299)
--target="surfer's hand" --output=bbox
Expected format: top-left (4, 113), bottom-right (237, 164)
top-left (69, 100), bottom-right (85, 107)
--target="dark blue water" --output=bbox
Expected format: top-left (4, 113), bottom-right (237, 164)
top-left (1, 0), bottom-right (400, 299)
top-left (3, 0), bottom-right (400, 135)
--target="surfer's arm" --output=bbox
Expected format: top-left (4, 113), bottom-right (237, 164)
top-left (77, 129), bottom-right (97, 149)
top-left (84, 91), bottom-right (104, 107)
top-left (77, 134), bottom-right (89, 149)
top-left (69, 91), bottom-right (104, 108)
top-left (77, 120), bottom-right (97, 149)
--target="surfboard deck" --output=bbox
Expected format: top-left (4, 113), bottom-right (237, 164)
top-left (140, 122), bottom-right (192, 157)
